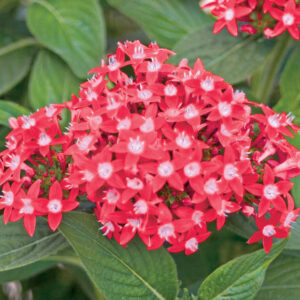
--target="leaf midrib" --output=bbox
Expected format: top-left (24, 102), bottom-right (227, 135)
top-left (61, 218), bottom-right (166, 300)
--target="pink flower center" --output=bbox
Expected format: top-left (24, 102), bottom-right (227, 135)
top-left (7, 154), bottom-right (20, 171)
top-left (97, 162), bottom-right (113, 179)
top-left (158, 161), bottom-right (174, 177)
top-left (262, 225), bottom-right (276, 237)
top-left (218, 102), bottom-right (232, 117)
top-left (282, 13), bottom-right (294, 26)
top-left (224, 164), bottom-right (237, 180)
top-left (132, 46), bottom-right (145, 59)
top-left (148, 59), bottom-right (161, 72)
top-left (108, 56), bottom-right (120, 71)
top-left (268, 114), bottom-right (280, 128)
top-left (184, 162), bottom-right (201, 178)
top-left (77, 136), bottom-right (93, 151)
top-left (185, 237), bottom-right (198, 252)
top-left (204, 178), bottom-right (218, 195)
top-left (127, 218), bottom-right (141, 229)
top-left (284, 211), bottom-right (296, 228)
top-left (133, 199), bottom-right (148, 214)
top-left (86, 88), bottom-right (98, 102)
top-left (192, 210), bottom-right (204, 225)
top-left (1, 191), bottom-right (14, 206)
top-left (263, 184), bottom-right (278, 200)
top-left (158, 223), bottom-right (175, 240)
top-left (128, 136), bottom-right (145, 154)
top-left (45, 104), bottom-right (57, 117)
top-left (22, 116), bottom-right (36, 129)
top-left (100, 221), bottom-right (114, 236)
top-left (48, 199), bottom-right (62, 213)
top-left (106, 97), bottom-right (120, 111)
top-left (80, 170), bottom-right (94, 182)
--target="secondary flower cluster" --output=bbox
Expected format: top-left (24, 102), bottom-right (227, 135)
top-left (200, 0), bottom-right (300, 40)
top-left (0, 41), bottom-right (299, 254)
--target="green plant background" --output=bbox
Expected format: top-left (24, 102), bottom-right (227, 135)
top-left (0, 0), bottom-right (299, 299)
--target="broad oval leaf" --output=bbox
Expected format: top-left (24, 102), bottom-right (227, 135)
top-left (171, 25), bottom-right (273, 84)
top-left (274, 49), bottom-right (300, 125)
top-left (0, 100), bottom-right (30, 126)
top-left (0, 38), bottom-right (36, 96)
top-left (26, 0), bottom-right (106, 78)
top-left (255, 253), bottom-right (300, 300)
top-left (286, 217), bottom-right (300, 250)
top-left (107, 0), bottom-right (211, 48)
top-left (29, 49), bottom-right (81, 109)
top-left (60, 212), bottom-right (178, 300)
top-left (198, 239), bottom-right (287, 300)
top-left (0, 217), bottom-right (68, 271)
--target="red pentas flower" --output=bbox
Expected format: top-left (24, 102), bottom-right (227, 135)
top-left (0, 40), bottom-right (299, 255)
top-left (200, 0), bottom-right (300, 40)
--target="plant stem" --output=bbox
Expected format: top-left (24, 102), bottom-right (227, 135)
top-left (251, 33), bottom-right (293, 105)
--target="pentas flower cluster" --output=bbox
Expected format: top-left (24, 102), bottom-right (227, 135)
top-left (200, 0), bottom-right (300, 40)
top-left (1, 41), bottom-right (300, 255)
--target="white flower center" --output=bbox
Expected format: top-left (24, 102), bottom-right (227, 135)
top-left (224, 164), bottom-right (237, 180)
top-left (1, 191), bottom-right (14, 206)
top-left (148, 60), bottom-right (161, 72)
top-left (127, 177), bottom-right (144, 190)
top-left (7, 155), bottom-right (20, 171)
top-left (263, 184), bottom-right (278, 200)
top-left (106, 188), bottom-right (120, 204)
top-left (38, 133), bottom-right (51, 146)
top-left (22, 116), bottom-right (36, 129)
top-left (138, 90), bottom-right (152, 100)
top-left (224, 8), bottom-right (234, 21)
top-left (140, 118), bottom-right (154, 133)
top-left (282, 13), bottom-right (294, 26)
top-left (97, 162), bottom-right (113, 179)
top-left (80, 170), bottom-right (94, 182)
top-left (268, 115), bottom-right (280, 128)
top-left (48, 199), bottom-right (62, 213)
top-left (164, 84), bottom-right (177, 96)
top-left (117, 118), bottom-right (131, 130)
top-left (100, 221), bottom-right (115, 236)
top-left (201, 78), bottom-right (214, 91)
top-left (127, 218), bottom-right (141, 229)
top-left (45, 104), bottom-right (57, 117)
top-left (284, 211), bottom-right (296, 228)
top-left (106, 97), bottom-right (120, 111)
top-left (192, 210), bottom-right (204, 225)
top-left (86, 88), bottom-right (98, 102)
top-left (185, 237), bottom-right (198, 252)
top-left (133, 199), bottom-right (148, 214)
top-left (184, 162), bottom-right (201, 178)
top-left (108, 56), bottom-right (120, 71)
top-left (20, 198), bottom-right (34, 214)
top-left (89, 75), bottom-right (103, 88)
top-left (176, 132), bottom-right (192, 149)
top-left (218, 102), bottom-right (232, 117)
top-left (132, 46), bottom-right (145, 59)
top-left (204, 178), bottom-right (218, 195)
top-left (128, 137), bottom-right (145, 154)
top-left (77, 135), bottom-right (93, 151)
top-left (158, 161), bottom-right (174, 177)
top-left (220, 124), bottom-right (232, 136)
top-left (262, 224), bottom-right (276, 237)
top-left (158, 223), bottom-right (175, 240)
top-left (184, 104), bottom-right (198, 119)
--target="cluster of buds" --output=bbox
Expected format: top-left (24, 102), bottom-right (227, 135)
top-left (200, 0), bottom-right (300, 39)
top-left (0, 41), bottom-right (300, 254)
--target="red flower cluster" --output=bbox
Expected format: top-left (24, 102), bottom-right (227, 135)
top-left (0, 41), bottom-right (299, 254)
top-left (201, 0), bottom-right (300, 40)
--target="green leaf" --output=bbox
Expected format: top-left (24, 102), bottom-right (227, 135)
top-left (60, 212), bottom-right (178, 300)
top-left (274, 49), bottom-right (300, 125)
top-left (107, 0), bottom-right (211, 48)
top-left (0, 217), bottom-right (68, 271)
top-left (0, 38), bottom-right (36, 96)
top-left (198, 239), bottom-right (287, 300)
top-left (29, 49), bottom-right (81, 109)
top-left (26, 0), bottom-right (106, 78)
top-left (171, 25), bottom-right (273, 84)
top-left (0, 260), bottom-right (57, 284)
top-left (255, 253), bottom-right (300, 300)
top-left (286, 217), bottom-right (300, 250)
top-left (0, 100), bottom-right (30, 126)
